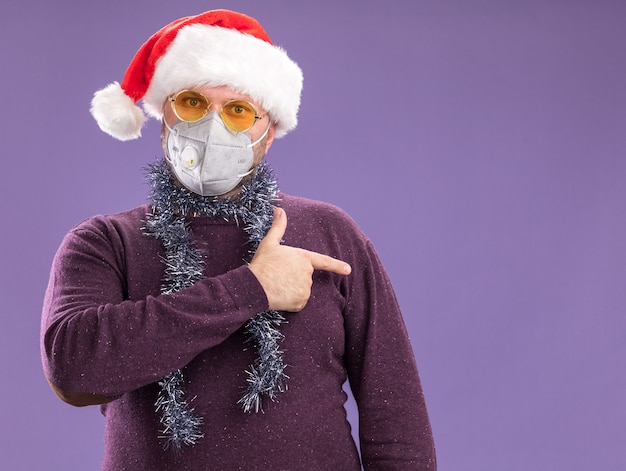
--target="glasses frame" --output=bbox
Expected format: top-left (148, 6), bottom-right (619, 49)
top-left (168, 90), bottom-right (267, 133)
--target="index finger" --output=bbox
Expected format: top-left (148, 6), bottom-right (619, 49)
top-left (306, 251), bottom-right (352, 275)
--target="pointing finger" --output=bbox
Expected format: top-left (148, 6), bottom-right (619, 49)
top-left (307, 251), bottom-right (352, 276)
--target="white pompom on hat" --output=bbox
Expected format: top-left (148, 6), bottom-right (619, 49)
top-left (90, 9), bottom-right (303, 141)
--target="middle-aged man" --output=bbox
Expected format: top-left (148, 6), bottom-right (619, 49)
top-left (41, 9), bottom-right (436, 470)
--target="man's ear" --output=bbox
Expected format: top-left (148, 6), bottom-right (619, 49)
top-left (264, 122), bottom-right (276, 153)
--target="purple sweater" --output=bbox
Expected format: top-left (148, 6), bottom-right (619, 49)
top-left (41, 194), bottom-right (436, 470)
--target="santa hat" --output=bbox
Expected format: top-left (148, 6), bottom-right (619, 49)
top-left (90, 9), bottom-right (303, 141)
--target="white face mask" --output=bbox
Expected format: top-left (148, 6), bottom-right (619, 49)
top-left (165, 113), bottom-right (268, 197)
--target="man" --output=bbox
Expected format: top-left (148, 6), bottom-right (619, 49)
top-left (41, 9), bottom-right (436, 470)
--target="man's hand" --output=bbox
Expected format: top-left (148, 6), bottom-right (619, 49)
top-left (248, 208), bottom-right (352, 312)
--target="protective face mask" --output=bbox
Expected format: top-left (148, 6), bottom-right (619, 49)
top-left (165, 113), bottom-right (268, 196)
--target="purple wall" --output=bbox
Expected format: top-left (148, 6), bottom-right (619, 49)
top-left (1, 1), bottom-right (625, 469)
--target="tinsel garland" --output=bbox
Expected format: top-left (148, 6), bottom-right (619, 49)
top-left (143, 159), bottom-right (288, 449)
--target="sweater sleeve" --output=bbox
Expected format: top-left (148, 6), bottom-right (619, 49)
top-left (343, 238), bottom-right (437, 470)
top-left (41, 217), bottom-right (269, 399)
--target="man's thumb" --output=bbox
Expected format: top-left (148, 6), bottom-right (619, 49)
top-left (261, 207), bottom-right (287, 246)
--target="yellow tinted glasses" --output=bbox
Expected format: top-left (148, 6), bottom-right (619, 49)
top-left (169, 90), bottom-right (266, 132)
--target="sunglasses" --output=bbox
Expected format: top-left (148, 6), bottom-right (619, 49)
top-left (168, 90), bottom-right (266, 132)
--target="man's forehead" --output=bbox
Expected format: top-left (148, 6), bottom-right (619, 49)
top-left (183, 85), bottom-right (253, 101)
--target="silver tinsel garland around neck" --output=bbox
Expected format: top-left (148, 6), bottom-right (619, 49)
top-left (142, 158), bottom-right (288, 450)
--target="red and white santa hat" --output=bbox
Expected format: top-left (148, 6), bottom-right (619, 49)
top-left (90, 9), bottom-right (303, 141)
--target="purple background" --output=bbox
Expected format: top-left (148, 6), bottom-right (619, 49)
top-left (1, 1), bottom-right (625, 469)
